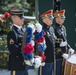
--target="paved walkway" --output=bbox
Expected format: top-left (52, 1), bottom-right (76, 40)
top-left (0, 69), bottom-right (11, 75)
top-left (0, 69), bottom-right (38, 75)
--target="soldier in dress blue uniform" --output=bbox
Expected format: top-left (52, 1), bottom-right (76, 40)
top-left (38, 9), bottom-right (56, 75)
top-left (7, 8), bottom-right (28, 75)
top-left (53, 10), bottom-right (75, 75)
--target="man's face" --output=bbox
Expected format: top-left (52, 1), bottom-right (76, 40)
top-left (43, 17), bottom-right (53, 26)
top-left (55, 17), bottom-right (65, 25)
top-left (11, 15), bottom-right (24, 26)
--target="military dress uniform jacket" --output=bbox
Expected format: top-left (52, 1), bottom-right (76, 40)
top-left (42, 23), bottom-right (55, 63)
top-left (7, 25), bottom-right (25, 70)
top-left (53, 23), bottom-right (67, 59)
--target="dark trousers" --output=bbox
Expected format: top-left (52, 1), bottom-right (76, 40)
top-left (38, 63), bottom-right (54, 75)
top-left (11, 69), bottom-right (28, 75)
top-left (56, 59), bottom-right (63, 75)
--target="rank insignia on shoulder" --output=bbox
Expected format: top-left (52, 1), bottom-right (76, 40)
top-left (9, 39), bottom-right (14, 44)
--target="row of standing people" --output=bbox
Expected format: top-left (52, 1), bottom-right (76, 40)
top-left (7, 8), bottom-right (75, 75)
top-left (38, 9), bottom-right (74, 75)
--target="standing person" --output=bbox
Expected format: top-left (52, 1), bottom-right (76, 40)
top-left (7, 8), bottom-right (28, 75)
top-left (53, 10), bottom-right (75, 75)
top-left (38, 9), bottom-right (56, 75)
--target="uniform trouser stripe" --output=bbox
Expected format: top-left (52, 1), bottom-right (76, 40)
top-left (11, 71), bottom-right (16, 75)
top-left (40, 66), bottom-right (42, 75)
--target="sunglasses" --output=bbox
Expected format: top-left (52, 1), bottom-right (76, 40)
top-left (17, 14), bottom-right (24, 19)
top-left (19, 17), bottom-right (24, 19)
top-left (61, 18), bottom-right (65, 20)
top-left (49, 15), bottom-right (54, 19)
top-left (61, 16), bottom-right (66, 20)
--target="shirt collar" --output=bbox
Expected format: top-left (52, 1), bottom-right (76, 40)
top-left (56, 23), bottom-right (62, 28)
top-left (13, 24), bottom-right (22, 30)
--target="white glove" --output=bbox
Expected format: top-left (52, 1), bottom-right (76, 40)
top-left (35, 22), bottom-right (42, 32)
top-left (62, 53), bottom-right (69, 59)
top-left (34, 56), bottom-right (45, 66)
top-left (68, 48), bottom-right (75, 54)
top-left (60, 41), bottom-right (67, 47)
top-left (41, 62), bottom-right (45, 66)
top-left (34, 56), bottom-right (42, 68)
top-left (24, 58), bottom-right (34, 66)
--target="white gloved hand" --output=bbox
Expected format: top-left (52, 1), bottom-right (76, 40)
top-left (35, 22), bottom-right (42, 32)
top-left (68, 48), bottom-right (75, 54)
top-left (60, 41), bottom-right (67, 47)
top-left (34, 56), bottom-right (42, 68)
top-left (24, 58), bottom-right (34, 66)
top-left (62, 53), bottom-right (69, 59)
top-left (41, 62), bottom-right (45, 66)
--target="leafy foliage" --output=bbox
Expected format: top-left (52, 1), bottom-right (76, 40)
top-left (0, 36), bottom-right (9, 69)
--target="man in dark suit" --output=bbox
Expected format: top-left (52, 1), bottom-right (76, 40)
top-left (38, 9), bottom-right (56, 75)
top-left (7, 8), bottom-right (28, 75)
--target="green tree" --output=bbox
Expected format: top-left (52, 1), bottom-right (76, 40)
top-left (27, 0), bottom-right (35, 16)
top-left (0, 0), bottom-right (35, 35)
top-left (0, 0), bottom-right (30, 13)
